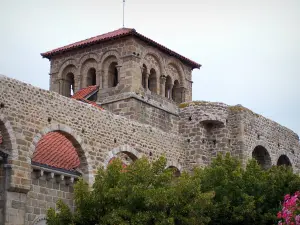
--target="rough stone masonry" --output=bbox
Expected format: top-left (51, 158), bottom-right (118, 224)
top-left (0, 28), bottom-right (299, 225)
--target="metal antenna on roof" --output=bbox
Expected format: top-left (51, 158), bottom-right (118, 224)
top-left (123, 0), bottom-right (125, 28)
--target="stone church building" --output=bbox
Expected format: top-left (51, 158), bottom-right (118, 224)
top-left (0, 28), bottom-right (299, 224)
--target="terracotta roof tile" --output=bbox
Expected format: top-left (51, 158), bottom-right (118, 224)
top-left (71, 85), bottom-right (98, 100)
top-left (32, 132), bottom-right (80, 171)
top-left (80, 99), bottom-right (104, 110)
top-left (41, 28), bottom-right (201, 69)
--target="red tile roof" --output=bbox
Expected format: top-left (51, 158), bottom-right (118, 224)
top-left (71, 85), bottom-right (104, 110)
top-left (41, 28), bottom-right (201, 69)
top-left (80, 99), bottom-right (104, 110)
top-left (71, 85), bottom-right (98, 100)
top-left (32, 132), bottom-right (80, 171)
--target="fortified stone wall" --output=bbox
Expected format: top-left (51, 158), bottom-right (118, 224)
top-left (26, 172), bottom-right (74, 224)
top-left (179, 102), bottom-right (243, 170)
top-left (0, 75), bottom-right (185, 224)
top-left (100, 92), bottom-right (179, 134)
top-left (179, 102), bottom-right (300, 171)
top-left (239, 107), bottom-right (300, 172)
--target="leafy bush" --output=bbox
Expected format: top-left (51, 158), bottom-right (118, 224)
top-left (47, 157), bottom-right (213, 225)
top-left (47, 154), bottom-right (300, 225)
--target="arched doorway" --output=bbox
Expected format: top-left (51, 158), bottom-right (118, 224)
top-left (252, 145), bottom-right (272, 169)
top-left (277, 155), bottom-right (292, 167)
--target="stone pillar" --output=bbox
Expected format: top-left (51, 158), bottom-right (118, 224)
top-left (180, 87), bottom-right (186, 103)
top-left (97, 70), bottom-right (104, 88)
top-left (74, 73), bottom-right (81, 93)
top-left (1, 160), bottom-right (28, 225)
top-left (116, 65), bottom-right (122, 86)
top-left (168, 84), bottom-right (173, 100)
top-left (145, 73), bottom-right (150, 91)
top-left (160, 75), bottom-right (166, 97)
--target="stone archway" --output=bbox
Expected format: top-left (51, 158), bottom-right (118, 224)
top-left (29, 124), bottom-right (93, 184)
top-left (167, 166), bottom-right (181, 177)
top-left (252, 145), bottom-right (272, 169)
top-left (104, 145), bottom-right (143, 169)
top-left (277, 155), bottom-right (292, 167)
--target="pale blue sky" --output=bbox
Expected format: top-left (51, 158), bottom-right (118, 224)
top-left (0, 0), bottom-right (299, 136)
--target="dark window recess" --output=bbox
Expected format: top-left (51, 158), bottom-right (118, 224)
top-left (188, 116), bottom-right (192, 121)
top-left (149, 152), bottom-right (152, 156)
top-left (114, 138), bottom-right (117, 143)
top-left (47, 117), bottom-right (52, 123)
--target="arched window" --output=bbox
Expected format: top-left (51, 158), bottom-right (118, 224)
top-left (108, 62), bottom-right (118, 88)
top-left (148, 69), bottom-right (157, 93)
top-left (167, 166), bottom-right (181, 177)
top-left (165, 76), bottom-right (172, 99)
top-left (142, 64), bottom-right (147, 89)
top-left (65, 72), bottom-right (75, 97)
top-left (86, 68), bottom-right (96, 86)
top-left (277, 155), bottom-right (292, 167)
top-left (172, 80), bottom-right (181, 103)
top-left (252, 145), bottom-right (272, 170)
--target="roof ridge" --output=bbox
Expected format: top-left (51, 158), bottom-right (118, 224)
top-left (41, 28), bottom-right (201, 69)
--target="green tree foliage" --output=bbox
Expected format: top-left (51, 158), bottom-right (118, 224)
top-left (47, 157), bottom-right (213, 225)
top-left (47, 154), bottom-right (300, 225)
top-left (199, 153), bottom-right (300, 225)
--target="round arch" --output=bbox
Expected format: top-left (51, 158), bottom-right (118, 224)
top-left (80, 58), bottom-right (98, 88)
top-left (58, 59), bottom-right (78, 79)
top-left (166, 160), bottom-right (182, 171)
top-left (277, 155), bottom-right (292, 167)
top-left (166, 58), bottom-right (186, 87)
top-left (167, 166), bottom-right (181, 177)
top-left (104, 144), bottom-right (143, 169)
top-left (252, 145), bottom-right (272, 170)
top-left (78, 53), bottom-right (100, 71)
top-left (142, 50), bottom-right (163, 75)
top-left (32, 215), bottom-right (47, 225)
top-left (0, 114), bottom-right (18, 160)
top-left (99, 49), bottom-right (121, 69)
top-left (28, 124), bottom-right (93, 184)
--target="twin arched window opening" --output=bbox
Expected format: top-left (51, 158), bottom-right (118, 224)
top-left (141, 67), bottom-right (182, 103)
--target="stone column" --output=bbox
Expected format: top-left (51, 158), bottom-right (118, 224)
top-left (145, 73), bottom-right (150, 91)
top-left (168, 84), bottom-right (173, 99)
top-left (160, 75), bottom-right (166, 97)
top-left (180, 87), bottom-right (186, 103)
top-left (116, 65), bottom-right (122, 86)
top-left (97, 70), bottom-right (104, 88)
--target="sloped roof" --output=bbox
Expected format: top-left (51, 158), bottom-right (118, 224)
top-left (71, 85), bottom-right (98, 100)
top-left (71, 85), bottom-right (104, 110)
top-left (32, 132), bottom-right (80, 171)
top-left (41, 28), bottom-right (201, 69)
